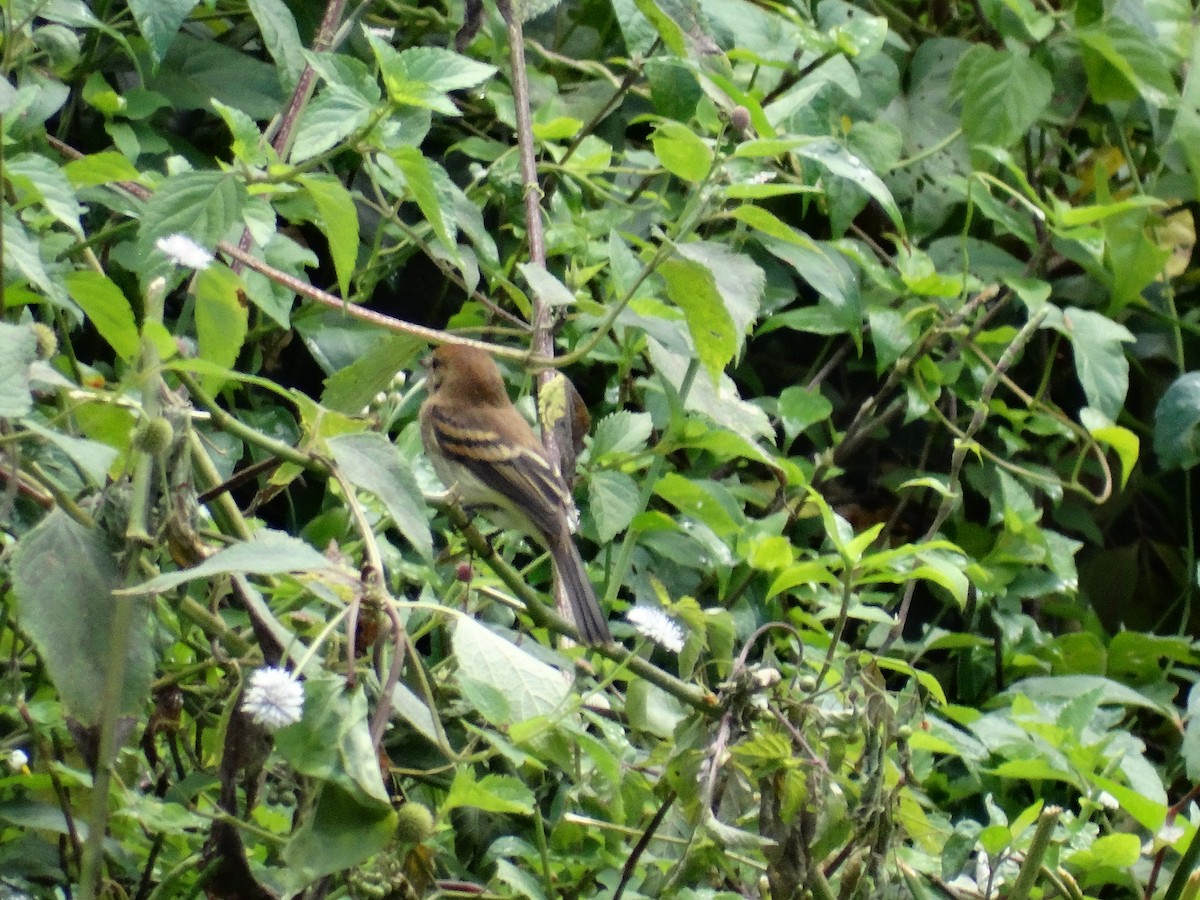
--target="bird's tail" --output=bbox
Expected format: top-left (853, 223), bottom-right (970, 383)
top-left (550, 536), bottom-right (611, 645)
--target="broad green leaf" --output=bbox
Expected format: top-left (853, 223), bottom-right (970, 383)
top-left (659, 256), bottom-right (736, 382)
top-left (128, 0), bottom-right (199, 62)
top-left (793, 137), bottom-right (905, 237)
top-left (327, 431), bottom-right (433, 561)
top-left (1154, 372), bottom-right (1200, 471)
top-left (952, 46), bottom-right (1052, 148)
top-left (518, 262), bottom-right (575, 307)
top-left (651, 120), bottom-right (712, 183)
top-left (653, 472), bottom-right (740, 537)
top-left (452, 618), bottom-right (571, 724)
top-left (588, 469), bottom-right (641, 543)
top-left (22, 421), bottom-right (119, 486)
top-left (443, 769), bottom-right (536, 814)
top-left (11, 510), bottom-right (154, 722)
top-left (1171, 38), bottom-right (1200, 200)
top-left (1044, 306), bottom-right (1133, 421)
top-left (5, 153), bottom-right (84, 236)
top-left (675, 241), bottom-right (764, 340)
top-left (149, 33), bottom-right (282, 118)
top-left (275, 675), bottom-right (391, 804)
top-left (396, 45), bottom-right (497, 93)
top-left (193, 264), bottom-right (247, 387)
top-left (63, 150), bottom-right (142, 186)
top-left (64, 271), bottom-right (140, 362)
top-left (1076, 20), bottom-right (1176, 108)
top-left (291, 55), bottom-right (378, 161)
top-left (123, 530), bottom-right (332, 594)
top-left (298, 174), bottom-right (359, 300)
top-left (321, 333), bottom-right (423, 414)
top-left (1079, 408), bottom-right (1139, 488)
top-left (2, 207), bottom-right (71, 310)
top-left (139, 170), bottom-right (246, 250)
top-left (247, 0), bottom-right (305, 93)
top-left (281, 785), bottom-right (395, 885)
top-left (590, 411), bottom-right (653, 458)
top-left (0, 323), bottom-right (37, 417)
top-left (629, 0), bottom-right (688, 56)
top-left (211, 99), bottom-right (270, 168)
top-left (389, 147), bottom-right (458, 262)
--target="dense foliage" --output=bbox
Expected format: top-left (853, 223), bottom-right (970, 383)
top-left (3, 0), bottom-right (1200, 896)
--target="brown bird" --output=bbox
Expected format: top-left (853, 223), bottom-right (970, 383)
top-left (419, 344), bottom-right (611, 645)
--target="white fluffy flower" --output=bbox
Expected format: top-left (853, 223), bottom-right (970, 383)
top-left (625, 606), bottom-right (684, 653)
top-left (155, 234), bottom-right (213, 270)
top-left (241, 666), bottom-right (304, 731)
top-left (7, 749), bottom-right (29, 772)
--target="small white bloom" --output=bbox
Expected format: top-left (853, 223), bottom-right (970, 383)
top-left (156, 234), bottom-right (213, 270)
top-left (748, 171), bottom-right (777, 185)
top-left (625, 606), bottom-right (684, 653)
top-left (8, 749), bottom-right (29, 772)
top-left (241, 667), bottom-right (304, 731)
top-left (1144, 822), bottom-right (1186, 854)
top-left (1097, 791), bottom-right (1119, 810)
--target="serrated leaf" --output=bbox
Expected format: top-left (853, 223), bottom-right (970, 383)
top-left (659, 256), bottom-right (736, 383)
top-left (327, 431), bottom-right (433, 560)
top-left (63, 151), bottom-right (142, 186)
top-left (590, 411), bottom-right (653, 457)
top-left (675, 242), bottom-right (763, 340)
top-left (793, 137), bottom-right (905, 237)
top-left (5, 153), bottom-right (84, 236)
top-left (588, 469), bottom-right (641, 543)
top-left (443, 769), bottom-right (536, 815)
top-left (139, 170), bottom-right (246, 250)
top-left (11, 510), bottom-right (154, 722)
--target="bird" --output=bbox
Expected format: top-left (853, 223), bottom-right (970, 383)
top-left (418, 343), bottom-right (612, 645)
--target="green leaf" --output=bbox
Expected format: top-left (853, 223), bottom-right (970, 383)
top-left (327, 431), bottom-right (433, 560)
top-left (11, 510), bottom-right (154, 722)
top-left (247, 0), bottom-right (305, 93)
top-left (589, 411), bottom-right (653, 458)
top-left (321, 333), bottom-right (423, 414)
top-left (63, 151), bottom-right (142, 186)
top-left (1170, 38), bottom-right (1200, 201)
top-left (1154, 372), bottom-right (1200, 471)
top-left (127, 0), bottom-right (199, 62)
top-left (1044, 306), bottom-right (1133, 420)
top-left (654, 472), bottom-right (740, 537)
top-left (1076, 20), bottom-right (1176, 108)
top-left (518, 262), bottom-right (576, 307)
top-left (1079, 408), bottom-right (1139, 489)
top-left (651, 120), bottom-right (712, 183)
top-left (675, 242), bottom-right (764, 340)
top-left (298, 174), bottom-right (359, 300)
top-left (281, 785), bottom-right (395, 885)
top-left (5, 153), bottom-right (84, 236)
top-left (123, 530), bottom-right (332, 594)
top-left (64, 271), bottom-right (140, 362)
top-left (588, 469), bottom-right (641, 543)
top-left (23, 421), bottom-right (119, 487)
top-left (793, 137), bottom-right (905, 237)
top-left (0, 323), bottom-right (37, 417)
top-left (443, 769), bottom-right (536, 815)
top-left (389, 147), bottom-right (457, 262)
top-left (953, 46), bottom-right (1052, 148)
top-left (149, 33), bottom-right (283, 118)
top-left (452, 618), bottom-right (572, 724)
top-left (659, 256), bottom-right (736, 383)
top-left (193, 264), bottom-right (248, 388)
top-left (778, 385), bottom-right (832, 442)
top-left (139, 170), bottom-right (247, 250)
